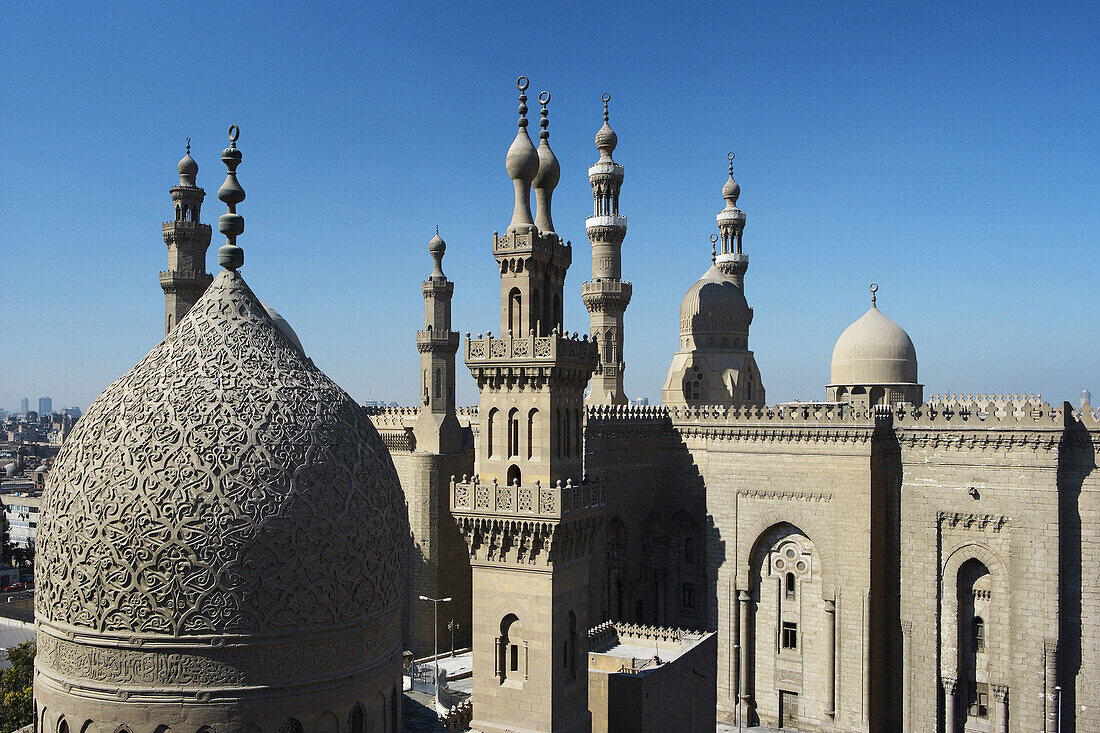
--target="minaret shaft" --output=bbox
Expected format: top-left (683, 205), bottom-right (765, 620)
top-left (414, 233), bottom-right (462, 454)
top-left (583, 95), bottom-right (631, 406)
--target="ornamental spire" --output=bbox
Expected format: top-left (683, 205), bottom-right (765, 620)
top-left (217, 125), bottom-right (245, 270)
top-left (870, 282), bottom-right (878, 309)
top-left (532, 90), bottom-right (560, 235)
top-left (715, 151), bottom-right (748, 286)
top-left (594, 93), bottom-right (618, 162)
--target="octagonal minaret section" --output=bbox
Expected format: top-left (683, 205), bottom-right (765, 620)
top-left (160, 138), bottom-right (212, 334)
top-left (582, 94), bottom-right (631, 405)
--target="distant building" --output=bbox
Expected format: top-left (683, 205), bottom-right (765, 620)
top-left (3, 490), bottom-right (41, 548)
top-left (19, 398), bottom-right (28, 415)
top-left (38, 397), bottom-right (52, 415)
top-left (61, 406), bottom-right (81, 419)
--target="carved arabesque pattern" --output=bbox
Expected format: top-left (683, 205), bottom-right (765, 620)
top-left (36, 270), bottom-right (404, 636)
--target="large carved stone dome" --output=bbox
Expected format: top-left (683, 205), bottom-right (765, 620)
top-left (679, 263), bottom-right (752, 339)
top-left (35, 268), bottom-right (405, 731)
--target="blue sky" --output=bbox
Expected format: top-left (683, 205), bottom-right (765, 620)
top-left (2, 1), bottom-right (1097, 411)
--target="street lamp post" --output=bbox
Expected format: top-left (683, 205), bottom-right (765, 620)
top-left (419, 595), bottom-right (452, 712)
top-left (447, 619), bottom-right (459, 657)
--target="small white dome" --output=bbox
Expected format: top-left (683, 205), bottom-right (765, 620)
top-left (260, 301), bottom-right (305, 354)
top-left (831, 305), bottom-right (917, 385)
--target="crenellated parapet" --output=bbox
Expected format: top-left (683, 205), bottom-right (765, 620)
top-left (365, 405), bottom-right (420, 428)
top-left (581, 279), bottom-right (633, 312)
top-left (587, 621), bottom-right (695, 649)
top-left (929, 393), bottom-right (1044, 407)
top-left (891, 400), bottom-right (1066, 451)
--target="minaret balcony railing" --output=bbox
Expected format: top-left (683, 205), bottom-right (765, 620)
top-left (492, 228), bottom-right (572, 262)
top-left (587, 162), bottom-right (624, 177)
top-left (717, 209), bottom-right (746, 223)
top-left (159, 269), bottom-right (210, 285)
top-left (416, 330), bottom-right (460, 352)
top-left (581, 279), bottom-right (632, 296)
top-left (465, 332), bottom-right (599, 367)
top-left (585, 215), bottom-right (628, 230)
top-left (162, 221), bottom-right (212, 233)
top-left (450, 474), bottom-right (606, 520)
top-left (715, 252), bottom-right (749, 264)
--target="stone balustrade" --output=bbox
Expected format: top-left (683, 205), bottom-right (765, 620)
top-left (450, 474), bottom-right (606, 520)
top-left (465, 332), bottom-right (599, 365)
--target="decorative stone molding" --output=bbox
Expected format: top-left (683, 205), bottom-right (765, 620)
top-left (991, 683), bottom-right (1009, 704)
top-left (737, 489), bottom-right (833, 502)
top-left (937, 511), bottom-right (1008, 533)
top-left (941, 676), bottom-right (958, 694)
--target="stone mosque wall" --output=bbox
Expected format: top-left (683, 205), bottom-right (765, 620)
top-left (581, 401), bottom-right (1100, 732)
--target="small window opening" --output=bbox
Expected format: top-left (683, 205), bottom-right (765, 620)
top-left (682, 582), bottom-right (696, 609)
top-left (781, 621), bottom-right (798, 650)
top-left (974, 616), bottom-right (985, 652)
top-left (685, 537), bottom-right (694, 564)
top-left (785, 572), bottom-right (795, 600)
top-left (968, 681), bottom-right (989, 718)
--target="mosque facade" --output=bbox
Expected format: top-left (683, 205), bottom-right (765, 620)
top-left (31, 80), bottom-right (1099, 733)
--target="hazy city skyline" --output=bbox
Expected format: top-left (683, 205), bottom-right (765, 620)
top-left (3, 2), bottom-right (1096, 412)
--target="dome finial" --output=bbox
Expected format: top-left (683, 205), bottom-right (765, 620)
top-left (595, 92), bottom-right (618, 161)
top-left (870, 282), bottom-right (878, 308)
top-left (710, 233), bottom-right (719, 263)
top-left (517, 76), bottom-right (530, 129)
top-left (722, 152), bottom-right (740, 206)
top-left (538, 90), bottom-right (550, 141)
top-left (186, 136), bottom-right (191, 155)
top-left (533, 90), bottom-right (560, 234)
top-left (217, 125), bottom-right (245, 271)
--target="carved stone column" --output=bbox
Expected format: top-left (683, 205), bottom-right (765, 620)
top-left (992, 683), bottom-right (1009, 733)
top-left (1044, 638), bottom-right (1059, 733)
top-left (825, 598), bottom-right (836, 717)
top-left (738, 590), bottom-right (752, 722)
top-left (941, 676), bottom-right (958, 733)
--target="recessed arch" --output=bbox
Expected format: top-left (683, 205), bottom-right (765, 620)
top-left (314, 711), bottom-right (338, 733)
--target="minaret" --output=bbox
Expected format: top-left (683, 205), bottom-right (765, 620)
top-left (582, 94), bottom-right (631, 405)
top-left (413, 229), bottom-right (462, 454)
top-left (715, 152), bottom-right (748, 287)
top-left (160, 138), bottom-right (212, 334)
top-left (451, 79), bottom-right (602, 733)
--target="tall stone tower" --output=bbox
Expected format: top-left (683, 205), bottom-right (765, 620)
top-left (714, 152), bottom-right (748, 286)
top-left (160, 139), bottom-right (212, 335)
top-left (582, 94), bottom-right (631, 405)
top-left (451, 78), bottom-right (603, 733)
top-left (414, 229), bottom-right (462, 454)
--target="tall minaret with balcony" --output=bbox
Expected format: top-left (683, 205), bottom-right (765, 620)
top-left (582, 94), bottom-right (631, 405)
top-left (160, 139), bottom-right (212, 335)
top-left (451, 78), bottom-right (602, 733)
top-left (414, 229), bottom-right (462, 454)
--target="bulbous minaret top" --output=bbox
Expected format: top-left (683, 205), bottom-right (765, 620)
top-left (177, 137), bottom-right (199, 187)
top-left (429, 226), bottom-right (447, 280)
top-left (217, 125), bottom-right (245, 270)
top-left (506, 76), bottom-right (539, 232)
top-left (532, 91), bottom-right (560, 235)
top-left (595, 93), bottom-right (618, 162)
